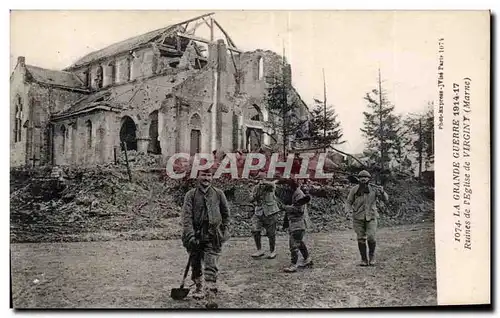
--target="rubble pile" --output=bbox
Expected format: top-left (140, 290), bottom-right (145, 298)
top-left (116, 150), bottom-right (163, 169)
top-left (10, 166), bottom-right (434, 243)
top-left (10, 166), bottom-right (182, 243)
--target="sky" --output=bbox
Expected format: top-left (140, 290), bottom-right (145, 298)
top-left (10, 10), bottom-right (438, 154)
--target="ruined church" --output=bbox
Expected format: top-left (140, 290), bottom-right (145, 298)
top-left (10, 13), bottom-right (311, 167)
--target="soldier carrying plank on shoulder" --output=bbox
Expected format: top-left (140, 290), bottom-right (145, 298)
top-left (345, 170), bottom-right (389, 267)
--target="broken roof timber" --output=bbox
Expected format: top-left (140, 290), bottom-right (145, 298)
top-left (51, 105), bottom-right (122, 121)
top-left (176, 32), bottom-right (243, 53)
top-left (64, 12), bottom-right (216, 70)
top-left (212, 19), bottom-right (237, 48)
top-left (175, 12), bottom-right (215, 29)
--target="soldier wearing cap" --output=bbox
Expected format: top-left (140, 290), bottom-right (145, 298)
top-left (345, 170), bottom-right (389, 266)
top-left (181, 169), bottom-right (230, 308)
top-left (282, 179), bottom-right (313, 273)
top-left (250, 173), bottom-right (280, 259)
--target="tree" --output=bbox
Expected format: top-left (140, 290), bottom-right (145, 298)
top-left (422, 102), bottom-right (435, 170)
top-left (309, 99), bottom-right (344, 148)
top-left (402, 102), bottom-right (435, 178)
top-left (264, 60), bottom-right (306, 155)
top-left (360, 69), bottom-right (403, 177)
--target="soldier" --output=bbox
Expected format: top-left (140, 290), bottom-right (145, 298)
top-left (181, 169), bottom-right (230, 309)
top-left (346, 170), bottom-right (389, 266)
top-left (250, 174), bottom-right (280, 259)
top-left (282, 179), bottom-right (313, 273)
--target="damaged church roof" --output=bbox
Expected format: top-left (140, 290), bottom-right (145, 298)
top-left (65, 26), bottom-right (176, 70)
top-left (64, 12), bottom-right (215, 70)
top-left (26, 65), bottom-right (86, 89)
top-left (51, 91), bottom-right (123, 120)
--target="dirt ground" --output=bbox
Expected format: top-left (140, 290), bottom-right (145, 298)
top-left (10, 222), bottom-right (436, 309)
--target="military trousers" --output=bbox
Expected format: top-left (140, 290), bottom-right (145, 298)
top-left (251, 213), bottom-right (278, 237)
top-left (353, 218), bottom-right (378, 243)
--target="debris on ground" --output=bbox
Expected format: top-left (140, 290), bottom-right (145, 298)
top-left (10, 165), bottom-right (434, 243)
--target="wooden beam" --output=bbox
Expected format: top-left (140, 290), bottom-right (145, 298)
top-left (157, 43), bottom-right (177, 50)
top-left (185, 20), bottom-right (204, 35)
top-left (176, 32), bottom-right (210, 44)
top-left (201, 16), bottom-right (212, 29)
top-left (176, 32), bottom-right (243, 53)
top-left (191, 41), bottom-right (203, 57)
top-left (212, 19), bottom-right (237, 48)
top-left (157, 44), bottom-right (183, 55)
top-left (172, 12), bottom-right (215, 28)
top-left (176, 36), bottom-right (181, 51)
top-left (210, 17), bottom-right (214, 41)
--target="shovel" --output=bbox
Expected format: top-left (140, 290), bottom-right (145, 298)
top-left (170, 253), bottom-right (193, 300)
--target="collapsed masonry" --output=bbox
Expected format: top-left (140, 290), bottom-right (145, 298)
top-left (10, 13), bottom-right (312, 168)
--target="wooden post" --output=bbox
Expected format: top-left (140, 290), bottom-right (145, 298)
top-left (378, 68), bottom-right (384, 173)
top-left (282, 44), bottom-right (287, 157)
top-left (122, 141), bottom-right (132, 182)
top-left (210, 17), bottom-right (214, 42)
top-left (323, 68), bottom-right (327, 153)
top-left (377, 68), bottom-right (384, 185)
top-left (418, 117), bottom-right (423, 179)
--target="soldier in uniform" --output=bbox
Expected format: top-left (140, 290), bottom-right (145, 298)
top-left (282, 179), bottom-right (313, 273)
top-left (181, 169), bottom-right (231, 308)
top-left (250, 174), bottom-right (280, 259)
top-left (345, 170), bottom-right (389, 266)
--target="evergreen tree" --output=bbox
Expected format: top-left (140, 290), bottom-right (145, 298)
top-left (264, 61), bottom-right (306, 155)
top-left (309, 99), bottom-right (344, 148)
top-left (360, 70), bottom-right (402, 174)
top-left (402, 101), bottom-right (435, 177)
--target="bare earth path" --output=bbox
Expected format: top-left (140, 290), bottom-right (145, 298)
top-left (11, 223), bottom-right (436, 309)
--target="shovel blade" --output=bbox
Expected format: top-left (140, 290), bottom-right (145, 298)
top-left (171, 287), bottom-right (190, 300)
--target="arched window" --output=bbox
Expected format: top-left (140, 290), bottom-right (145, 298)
top-left (189, 114), bottom-right (202, 156)
top-left (85, 120), bottom-right (92, 149)
top-left (96, 65), bottom-right (103, 88)
top-left (249, 104), bottom-right (263, 121)
top-left (14, 106), bottom-right (19, 143)
top-left (148, 110), bottom-right (161, 154)
top-left (14, 96), bottom-right (23, 142)
top-left (127, 56), bottom-right (134, 81)
top-left (120, 116), bottom-right (137, 151)
top-left (257, 56), bottom-right (264, 80)
top-left (189, 113), bottom-right (202, 128)
top-left (108, 61), bottom-right (116, 84)
top-left (84, 67), bottom-right (91, 87)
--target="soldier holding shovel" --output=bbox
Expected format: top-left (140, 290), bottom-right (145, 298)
top-left (346, 170), bottom-right (389, 266)
top-left (181, 169), bottom-right (230, 308)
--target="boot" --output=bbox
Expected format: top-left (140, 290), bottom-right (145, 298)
top-left (368, 241), bottom-right (376, 266)
top-left (266, 236), bottom-right (277, 259)
top-left (358, 242), bottom-right (369, 266)
top-left (300, 257), bottom-right (314, 268)
top-left (252, 233), bottom-right (264, 258)
top-left (205, 282), bottom-right (218, 309)
top-left (298, 242), bottom-right (311, 267)
top-left (252, 250), bottom-right (265, 258)
top-left (192, 277), bottom-right (204, 299)
top-left (283, 263), bottom-right (298, 273)
top-left (266, 250), bottom-right (277, 259)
